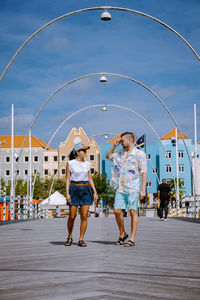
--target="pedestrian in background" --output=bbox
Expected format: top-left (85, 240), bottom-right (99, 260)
top-left (157, 178), bottom-right (171, 221)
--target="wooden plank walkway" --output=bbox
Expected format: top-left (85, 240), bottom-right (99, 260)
top-left (0, 216), bottom-right (200, 300)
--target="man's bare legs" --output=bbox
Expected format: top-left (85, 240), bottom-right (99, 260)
top-left (114, 209), bottom-right (126, 238)
top-left (129, 209), bottom-right (138, 242)
top-left (79, 205), bottom-right (90, 241)
top-left (67, 206), bottom-right (78, 238)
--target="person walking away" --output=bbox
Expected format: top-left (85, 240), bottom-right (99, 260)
top-left (106, 132), bottom-right (147, 247)
top-left (157, 179), bottom-right (171, 221)
top-left (65, 142), bottom-right (98, 247)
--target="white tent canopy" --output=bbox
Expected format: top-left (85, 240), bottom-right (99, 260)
top-left (41, 191), bottom-right (66, 206)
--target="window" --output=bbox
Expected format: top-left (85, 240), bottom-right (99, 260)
top-left (54, 156), bottom-right (58, 162)
top-left (34, 156), bottom-right (38, 162)
top-left (166, 165), bottom-right (172, 173)
top-left (44, 169), bottom-right (48, 175)
top-left (90, 154), bottom-right (95, 161)
top-left (178, 151), bottom-right (184, 158)
top-left (147, 182), bottom-right (151, 187)
top-left (16, 170), bottom-right (20, 176)
top-left (166, 151), bottom-right (171, 159)
top-left (5, 156), bottom-right (10, 163)
top-left (61, 155), bottom-right (66, 162)
top-left (5, 170), bottom-right (10, 176)
top-left (34, 169), bottom-right (37, 174)
top-left (179, 165), bottom-right (184, 172)
top-left (44, 156), bottom-right (48, 162)
top-left (54, 169), bottom-right (58, 175)
top-left (171, 139), bottom-right (176, 146)
top-left (146, 154), bottom-right (151, 159)
top-left (152, 168), bottom-right (158, 173)
top-left (24, 169), bottom-right (28, 176)
top-left (91, 168), bottom-right (95, 174)
top-left (24, 156), bottom-right (29, 163)
top-left (61, 169), bottom-right (66, 175)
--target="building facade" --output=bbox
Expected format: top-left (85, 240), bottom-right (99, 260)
top-left (0, 136), bottom-right (52, 183)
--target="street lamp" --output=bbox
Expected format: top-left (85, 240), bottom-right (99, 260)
top-left (101, 105), bottom-right (108, 111)
top-left (99, 76), bottom-right (107, 82)
top-left (101, 10), bottom-right (112, 21)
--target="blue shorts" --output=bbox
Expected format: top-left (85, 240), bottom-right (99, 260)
top-left (114, 189), bottom-right (139, 211)
top-left (69, 181), bottom-right (93, 206)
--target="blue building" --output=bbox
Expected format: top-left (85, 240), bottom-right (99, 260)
top-left (101, 129), bottom-right (199, 197)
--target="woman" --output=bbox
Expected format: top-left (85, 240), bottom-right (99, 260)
top-left (65, 142), bottom-right (98, 247)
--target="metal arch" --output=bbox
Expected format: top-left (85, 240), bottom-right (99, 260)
top-left (0, 6), bottom-right (199, 82)
top-left (15, 72), bottom-right (193, 182)
top-left (32, 104), bottom-right (176, 196)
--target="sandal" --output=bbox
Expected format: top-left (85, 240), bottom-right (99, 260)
top-left (64, 237), bottom-right (73, 246)
top-left (115, 233), bottom-right (128, 245)
top-left (124, 240), bottom-right (135, 247)
top-left (78, 240), bottom-right (87, 247)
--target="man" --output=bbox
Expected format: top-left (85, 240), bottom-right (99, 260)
top-left (106, 132), bottom-right (147, 247)
top-left (157, 179), bottom-right (171, 221)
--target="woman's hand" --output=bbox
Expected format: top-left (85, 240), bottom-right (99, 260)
top-left (93, 192), bottom-right (98, 204)
top-left (66, 193), bottom-right (71, 204)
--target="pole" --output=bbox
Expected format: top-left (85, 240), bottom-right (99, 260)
top-left (194, 102), bottom-right (197, 218)
top-left (29, 130), bottom-right (33, 218)
top-left (175, 127), bottom-right (179, 215)
top-left (10, 104), bottom-right (14, 220)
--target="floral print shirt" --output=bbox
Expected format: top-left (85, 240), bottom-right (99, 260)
top-left (109, 147), bottom-right (147, 194)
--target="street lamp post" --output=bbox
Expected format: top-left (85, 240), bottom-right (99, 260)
top-left (0, 5), bottom-right (199, 83)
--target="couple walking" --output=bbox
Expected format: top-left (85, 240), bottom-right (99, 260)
top-left (65, 132), bottom-right (147, 247)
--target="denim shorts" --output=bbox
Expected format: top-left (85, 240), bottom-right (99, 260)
top-left (69, 181), bottom-right (93, 206)
top-left (114, 189), bottom-right (139, 211)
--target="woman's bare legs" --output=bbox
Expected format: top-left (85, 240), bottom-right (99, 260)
top-left (79, 205), bottom-right (90, 241)
top-left (67, 206), bottom-right (78, 238)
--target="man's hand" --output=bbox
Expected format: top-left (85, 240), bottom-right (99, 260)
top-left (140, 190), bottom-right (146, 200)
top-left (113, 139), bottom-right (121, 147)
top-left (66, 194), bottom-right (71, 204)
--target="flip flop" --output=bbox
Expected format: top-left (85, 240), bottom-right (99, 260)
top-left (124, 240), bottom-right (135, 247)
top-left (115, 233), bottom-right (128, 245)
top-left (78, 240), bottom-right (87, 247)
top-left (64, 237), bottom-right (73, 246)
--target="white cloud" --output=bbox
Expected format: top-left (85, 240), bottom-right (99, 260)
top-left (0, 114), bottom-right (34, 131)
top-left (151, 84), bottom-right (188, 99)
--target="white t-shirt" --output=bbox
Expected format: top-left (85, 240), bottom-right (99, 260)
top-left (68, 159), bottom-right (91, 182)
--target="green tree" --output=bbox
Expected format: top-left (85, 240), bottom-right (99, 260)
top-left (167, 178), bottom-right (186, 200)
top-left (15, 179), bottom-right (26, 196)
top-left (53, 178), bottom-right (66, 196)
top-left (6, 180), bottom-right (11, 196)
top-left (33, 174), bottom-right (44, 199)
top-left (92, 171), bottom-right (115, 203)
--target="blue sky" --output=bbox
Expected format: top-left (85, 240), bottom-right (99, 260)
top-left (0, 0), bottom-right (200, 148)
